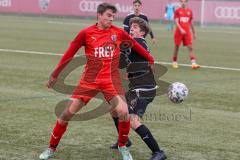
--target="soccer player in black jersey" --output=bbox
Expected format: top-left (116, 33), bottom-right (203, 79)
top-left (111, 17), bottom-right (166, 160)
top-left (123, 0), bottom-right (156, 44)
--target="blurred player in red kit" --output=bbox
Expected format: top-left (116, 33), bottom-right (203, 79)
top-left (39, 3), bottom-right (154, 160)
top-left (172, 0), bottom-right (200, 69)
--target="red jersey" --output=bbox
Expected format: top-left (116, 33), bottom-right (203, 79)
top-left (52, 24), bottom-right (154, 82)
top-left (174, 8), bottom-right (193, 33)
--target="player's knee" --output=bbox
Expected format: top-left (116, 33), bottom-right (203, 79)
top-left (187, 45), bottom-right (193, 50)
top-left (130, 115), bottom-right (141, 130)
top-left (118, 109), bottom-right (129, 120)
top-left (68, 98), bottom-right (85, 114)
top-left (110, 110), bottom-right (118, 118)
top-left (57, 118), bottom-right (68, 125)
top-left (59, 108), bottom-right (74, 121)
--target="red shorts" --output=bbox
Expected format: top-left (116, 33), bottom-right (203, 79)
top-left (71, 80), bottom-right (124, 104)
top-left (174, 31), bottom-right (192, 46)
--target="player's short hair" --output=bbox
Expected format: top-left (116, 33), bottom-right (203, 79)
top-left (97, 3), bottom-right (117, 14)
top-left (133, 0), bottom-right (142, 5)
top-left (129, 17), bottom-right (150, 35)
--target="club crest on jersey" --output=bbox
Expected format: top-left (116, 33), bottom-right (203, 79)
top-left (39, 0), bottom-right (50, 12)
top-left (111, 34), bottom-right (117, 42)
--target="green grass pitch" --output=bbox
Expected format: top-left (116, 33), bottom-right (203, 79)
top-left (0, 15), bottom-right (239, 160)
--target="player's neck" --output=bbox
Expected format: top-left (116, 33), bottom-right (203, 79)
top-left (96, 22), bottom-right (110, 30)
top-left (134, 12), bottom-right (140, 16)
top-left (134, 35), bottom-right (143, 39)
top-left (182, 5), bottom-right (187, 9)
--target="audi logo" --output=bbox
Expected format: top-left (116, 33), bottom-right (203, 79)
top-left (214, 7), bottom-right (240, 19)
top-left (79, 0), bottom-right (103, 12)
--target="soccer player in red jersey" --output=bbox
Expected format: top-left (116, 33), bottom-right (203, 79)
top-left (39, 3), bottom-right (154, 160)
top-left (172, 0), bottom-right (200, 69)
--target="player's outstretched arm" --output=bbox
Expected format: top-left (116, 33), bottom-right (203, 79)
top-left (48, 30), bottom-right (86, 88)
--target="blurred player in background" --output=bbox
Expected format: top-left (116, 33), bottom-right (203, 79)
top-left (172, 0), bottom-right (200, 69)
top-left (164, 0), bottom-right (175, 31)
top-left (123, 0), bottom-right (156, 44)
top-left (39, 3), bottom-right (155, 160)
top-left (110, 17), bottom-right (167, 160)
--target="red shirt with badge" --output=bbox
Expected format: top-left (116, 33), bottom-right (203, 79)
top-left (51, 24), bottom-right (154, 103)
top-left (174, 7), bottom-right (193, 34)
top-left (52, 24), bottom-right (154, 81)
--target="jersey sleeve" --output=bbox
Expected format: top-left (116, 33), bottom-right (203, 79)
top-left (51, 30), bottom-right (86, 78)
top-left (123, 16), bottom-right (130, 33)
top-left (174, 9), bottom-right (179, 20)
top-left (119, 53), bottom-right (128, 69)
top-left (190, 10), bottom-right (193, 21)
top-left (135, 38), bottom-right (150, 52)
top-left (121, 31), bottom-right (154, 64)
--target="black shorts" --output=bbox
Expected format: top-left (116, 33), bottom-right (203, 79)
top-left (126, 88), bottom-right (156, 118)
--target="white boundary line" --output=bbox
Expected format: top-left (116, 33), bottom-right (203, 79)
top-left (0, 48), bottom-right (60, 56)
top-left (1, 48), bottom-right (240, 72)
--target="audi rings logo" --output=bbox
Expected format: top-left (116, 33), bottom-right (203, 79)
top-left (214, 7), bottom-right (240, 20)
top-left (79, 0), bottom-right (103, 12)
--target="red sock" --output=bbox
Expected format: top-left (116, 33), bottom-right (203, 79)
top-left (190, 56), bottom-right (196, 63)
top-left (49, 120), bottom-right (68, 150)
top-left (118, 119), bottom-right (130, 147)
top-left (172, 56), bottom-right (178, 62)
top-left (190, 55), bottom-right (196, 61)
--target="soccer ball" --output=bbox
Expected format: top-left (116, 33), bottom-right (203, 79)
top-left (168, 82), bottom-right (188, 104)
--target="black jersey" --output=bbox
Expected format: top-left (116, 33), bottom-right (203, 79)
top-left (123, 13), bottom-right (154, 39)
top-left (119, 38), bottom-right (156, 89)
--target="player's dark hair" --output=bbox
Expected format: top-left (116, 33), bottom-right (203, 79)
top-left (97, 3), bottom-right (117, 14)
top-left (129, 17), bottom-right (150, 35)
top-left (133, 0), bottom-right (142, 5)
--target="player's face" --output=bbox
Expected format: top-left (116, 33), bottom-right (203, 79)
top-left (180, 0), bottom-right (187, 8)
top-left (133, 2), bottom-right (141, 14)
top-left (130, 23), bottom-right (145, 38)
top-left (98, 9), bottom-right (116, 29)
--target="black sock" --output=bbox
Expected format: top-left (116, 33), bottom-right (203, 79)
top-left (112, 117), bottom-right (119, 133)
top-left (135, 125), bottom-right (161, 153)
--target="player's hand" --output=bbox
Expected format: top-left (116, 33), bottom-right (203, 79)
top-left (193, 33), bottom-right (196, 40)
top-left (149, 63), bottom-right (155, 73)
top-left (47, 76), bottom-right (57, 89)
top-left (151, 38), bottom-right (156, 45)
top-left (180, 29), bottom-right (186, 35)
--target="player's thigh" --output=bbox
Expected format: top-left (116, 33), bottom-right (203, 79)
top-left (109, 95), bottom-right (128, 117)
top-left (68, 98), bottom-right (86, 113)
top-left (183, 34), bottom-right (192, 46)
top-left (110, 90), bottom-right (154, 119)
top-left (101, 80), bottom-right (124, 102)
top-left (71, 80), bottom-right (99, 104)
top-left (58, 98), bottom-right (85, 122)
top-left (174, 33), bottom-right (183, 46)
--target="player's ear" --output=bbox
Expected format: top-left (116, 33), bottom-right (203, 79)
top-left (97, 13), bottom-right (102, 19)
top-left (140, 31), bottom-right (146, 37)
